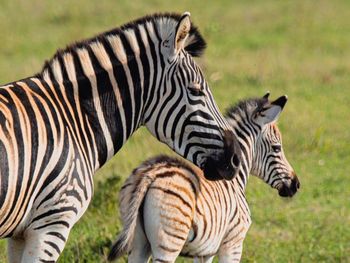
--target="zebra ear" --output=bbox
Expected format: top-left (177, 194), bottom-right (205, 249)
top-left (263, 92), bottom-right (270, 100)
top-left (255, 95), bottom-right (288, 125)
top-left (174, 12), bottom-right (191, 54)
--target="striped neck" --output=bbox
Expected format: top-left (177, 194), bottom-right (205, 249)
top-left (36, 13), bottom-right (208, 171)
top-left (39, 27), bottom-right (161, 170)
top-left (227, 117), bottom-right (257, 192)
top-left (234, 134), bottom-right (254, 192)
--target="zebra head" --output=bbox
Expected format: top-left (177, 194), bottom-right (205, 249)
top-left (250, 93), bottom-right (300, 197)
top-left (143, 12), bottom-right (241, 181)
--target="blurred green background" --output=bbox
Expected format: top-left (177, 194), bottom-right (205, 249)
top-left (0, 0), bottom-right (349, 262)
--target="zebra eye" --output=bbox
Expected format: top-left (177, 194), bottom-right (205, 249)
top-left (188, 83), bottom-right (204, 96)
top-left (272, 145), bottom-right (281, 153)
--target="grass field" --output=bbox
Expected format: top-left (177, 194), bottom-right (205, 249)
top-left (0, 0), bottom-right (349, 262)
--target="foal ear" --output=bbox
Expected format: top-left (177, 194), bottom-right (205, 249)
top-left (255, 95), bottom-right (288, 125)
top-left (263, 92), bottom-right (270, 100)
top-left (174, 12), bottom-right (191, 54)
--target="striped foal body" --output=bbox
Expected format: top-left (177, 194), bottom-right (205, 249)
top-left (109, 94), bottom-right (300, 262)
top-left (0, 13), bottom-right (241, 262)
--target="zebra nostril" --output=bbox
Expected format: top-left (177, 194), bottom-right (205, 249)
top-left (290, 171), bottom-right (300, 190)
top-left (291, 176), bottom-right (300, 191)
top-left (231, 154), bottom-right (240, 167)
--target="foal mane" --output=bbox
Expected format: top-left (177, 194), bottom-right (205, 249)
top-left (225, 97), bottom-right (267, 119)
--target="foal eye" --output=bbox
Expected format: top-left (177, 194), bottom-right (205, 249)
top-left (272, 145), bottom-right (281, 153)
top-left (188, 83), bottom-right (205, 96)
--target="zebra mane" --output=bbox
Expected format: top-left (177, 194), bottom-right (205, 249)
top-left (225, 97), bottom-right (268, 120)
top-left (39, 13), bottom-right (206, 78)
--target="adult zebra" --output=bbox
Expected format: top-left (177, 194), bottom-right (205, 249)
top-left (108, 93), bottom-right (300, 262)
top-left (0, 12), bottom-right (241, 262)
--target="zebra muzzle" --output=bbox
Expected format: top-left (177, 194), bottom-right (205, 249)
top-left (202, 130), bottom-right (241, 181)
top-left (202, 157), bottom-right (227, 181)
top-left (278, 175), bottom-right (300, 197)
top-left (202, 154), bottom-right (240, 181)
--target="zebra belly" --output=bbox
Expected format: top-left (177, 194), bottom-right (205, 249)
top-left (181, 235), bottom-right (223, 257)
top-left (180, 218), bottom-right (250, 258)
top-left (0, 152), bottom-right (92, 239)
top-left (181, 219), bottom-right (228, 257)
top-left (26, 158), bottom-right (93, 232)
top-left (180, 202), bottom-right (251, 257)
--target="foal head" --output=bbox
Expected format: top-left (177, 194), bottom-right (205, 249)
top-left (251, 93), bottom-right (300, 197)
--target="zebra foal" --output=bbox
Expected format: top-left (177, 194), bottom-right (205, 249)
top-left (0, 12), bottom-right (241, 262)
top-left (108, 93), bottom-right (300, 262)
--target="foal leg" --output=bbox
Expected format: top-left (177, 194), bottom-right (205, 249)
top-left (218, 243), bottom-right (243, 263)
top-left (128, 217), bottom-right (151, 263)
top-left (8, 237), bottom-right (25, 263)
top-left (143, 191), bottom-right (191, 263)
top-left (193, 256), bottom-right (215, 263)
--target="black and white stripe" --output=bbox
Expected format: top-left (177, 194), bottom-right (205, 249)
top-left (108, 93), bottom-right (300, 262)
top-left (0, 12), bottom-right (241, 262)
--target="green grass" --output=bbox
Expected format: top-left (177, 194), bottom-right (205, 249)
top-left (1, 0), bottom-right (350, 262)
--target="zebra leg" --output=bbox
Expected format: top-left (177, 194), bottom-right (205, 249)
top-left (128, 217), bottom-right (151, 263)
top-left (149, 236), bottom-right (184, 263)
top-left (19, 225), bottom-right (71, 262)
top-left (218, 243), bottom-right (243, 263)
top-left (143, 191), bottom-right (191, 263)
top-left (8, 237), bottom-right (25, 263)
top-left (193, 256), bottom-right (215, 263)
